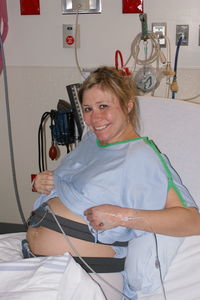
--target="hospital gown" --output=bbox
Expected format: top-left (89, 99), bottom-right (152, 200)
top-left (33, 131), bottom-right (197, 300)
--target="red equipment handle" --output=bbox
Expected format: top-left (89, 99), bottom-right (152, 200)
top-left (115, 50), bottom-right (131, 76)
top-left (115, 50), bottom-right (124, 71)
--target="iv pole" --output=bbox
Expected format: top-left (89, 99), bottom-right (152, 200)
top-left (0, 31), bottom-right (27, 227)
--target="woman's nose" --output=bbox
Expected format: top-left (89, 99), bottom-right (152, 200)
top-left (91, 109), bottom-right (102, 121)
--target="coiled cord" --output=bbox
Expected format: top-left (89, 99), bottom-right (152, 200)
top-left (124, 31), bottom-right (166, 72)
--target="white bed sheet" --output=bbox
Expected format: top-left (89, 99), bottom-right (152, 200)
top-left (0, 232), bottom-right (200, 300)
top-left (0, 233), bottom-right (106, 300)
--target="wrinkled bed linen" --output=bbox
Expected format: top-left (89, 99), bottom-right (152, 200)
top-left (0, 233), bottom-right (106, 300)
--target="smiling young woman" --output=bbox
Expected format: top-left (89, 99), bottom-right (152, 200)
top-left (25, 66), bottom-right (199, 300)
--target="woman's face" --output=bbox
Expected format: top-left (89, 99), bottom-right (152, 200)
top-left (82, 85), bottom-right (133, 145)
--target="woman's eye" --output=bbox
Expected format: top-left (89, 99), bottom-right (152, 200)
top-left (83, 107), bottom-right (92, 113)
top-left (99, 104), bottom-right (108, 109)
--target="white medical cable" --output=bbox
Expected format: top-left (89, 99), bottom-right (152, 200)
top-left (41, 204), bottom-right (167, 300)
top-left (23, 241), bottom-right (37, 258)
top-left (151, 53), bottom-right (160, 96)
top-left (26, 209), bottom-right (48, 228)
top-left (180, 94), bottom-right (200, 103)
top-left (153, 234), bottom-right (167, 300)
top-left (74, 7), bottom-right (86, 80)
top-left (163, 36), bottom-right (174, 100)
top-left (121, 216), bottom-right (167, 300)
top-left (45, 204), bottom-right (131, 300)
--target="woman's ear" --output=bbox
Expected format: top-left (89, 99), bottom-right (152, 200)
top-left (127, 100), bottom-right (134, 113)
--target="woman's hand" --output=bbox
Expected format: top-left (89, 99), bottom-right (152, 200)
top-left (84, 204), bottom-right (123, 230)
top-left (33, 171), bottom-right (54, 194)
top-left (84, 201), bottom-right (200, 236)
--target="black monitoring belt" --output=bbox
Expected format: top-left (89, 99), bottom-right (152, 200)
top-left (28, 203), bottom-right (128, 247)
top-left (27, 203), bottom-right (128, 273)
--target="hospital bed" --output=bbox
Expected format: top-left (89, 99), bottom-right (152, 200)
top-left (0, 96), bottom-right (200, 300)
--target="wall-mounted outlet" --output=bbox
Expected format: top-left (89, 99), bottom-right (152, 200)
top-left (152, 22), bottom-right (167, 47)
top-left (62, 0), bottom-right (102, 14)
top-left (176, 25), bottom-right (189, 46)
top-left (72, 0), bottom-right (90, 10)
top-left (63, 24), bottom-right (80, 48)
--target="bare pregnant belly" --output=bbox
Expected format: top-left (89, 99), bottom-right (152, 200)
top-left (26, 197), bottom-right (115, 257)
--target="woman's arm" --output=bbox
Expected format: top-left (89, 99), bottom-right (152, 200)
top-left (84, 188), bottom-right (200, 236)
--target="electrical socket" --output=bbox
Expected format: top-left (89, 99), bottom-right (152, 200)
top-left (152, 22), bottom-right (167, 47)
top-left (176, 25), bottom-right (189, 46)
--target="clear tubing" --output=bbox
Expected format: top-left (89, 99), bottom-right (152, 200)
top-left (124, 32), bottom-right (166, 72)
top-left (124, 31), bottom-right (167, 97)
top-left (0, 33), bottom-right (27, 226)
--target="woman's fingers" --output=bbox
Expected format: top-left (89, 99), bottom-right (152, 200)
top-left (33, 171), bottom-right (54, 194)
top-left (84, 205), bottom-right (121, 230)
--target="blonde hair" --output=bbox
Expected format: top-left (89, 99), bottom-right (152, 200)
top-left (78, 66), bottom-right (140, 130)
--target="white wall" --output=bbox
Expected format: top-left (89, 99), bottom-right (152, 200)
top-left (4, 0), bottom-right (200, 69)
top-left (1, 0), bottom-right (200, 223)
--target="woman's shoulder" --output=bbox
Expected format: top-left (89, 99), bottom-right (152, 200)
top-left (126, 137), bottom-right (167, 173)
top-left (127, 137), bottom-right (161, 160)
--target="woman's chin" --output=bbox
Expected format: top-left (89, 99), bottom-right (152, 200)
top-left (97, 136), bottom-right (109, 145)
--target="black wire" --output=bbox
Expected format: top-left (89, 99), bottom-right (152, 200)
top-left (38, 112), bottom-right (50, 172)
top-left (172, 36), bottom-right (183, 99)
top-left (40, 122), bottom-right (45, 171)
top-left (38, 124), bottom-right (42, 172)
top-left (66, 143), bottom-right (70, 153)
top-left (41, 112), bottom-right (50, 172)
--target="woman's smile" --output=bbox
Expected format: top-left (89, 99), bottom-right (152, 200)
top-left (94, 124), bottom-right (109, 131)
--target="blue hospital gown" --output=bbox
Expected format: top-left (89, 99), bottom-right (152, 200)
top-left (33, 131), bottom-right (197, 299)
